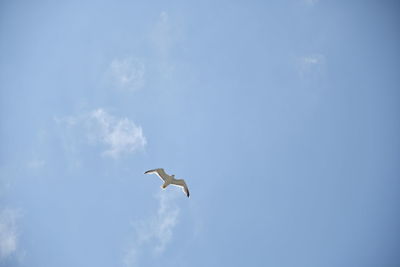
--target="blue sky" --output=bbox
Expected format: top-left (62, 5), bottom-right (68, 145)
top-left (1, 1), bottom-right (399, 266)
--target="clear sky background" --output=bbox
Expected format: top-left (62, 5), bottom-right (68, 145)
top-left (1, 1), bottom-right (399, 266)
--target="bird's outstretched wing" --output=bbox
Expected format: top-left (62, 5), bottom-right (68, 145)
top-left (144, 168), bottom-right (169, 182)
top-left (171, 178), bottom-right (190, 197)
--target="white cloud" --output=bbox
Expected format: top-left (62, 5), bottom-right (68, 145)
top-left (88, 109), bottom-right (146, 158)
top-left (0, 209), bottom-right (19, 259)
top-left (56, 109), bottom-right (146, 159)
top-left (109, 57), bottom-right (145, 91)
top-left (124, 192), bottom-right (180, 267)
top-left (298, 54), bottom-right (326, 79)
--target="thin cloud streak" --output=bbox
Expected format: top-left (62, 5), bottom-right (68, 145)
top-left (124, 192), bottom-right (180, 267)
top-left (0, 209), bottom-right (19, 259)
top-left (151, 11), bottom-right (173, 59)
top-left (150, 11), bottom-right (183, 78)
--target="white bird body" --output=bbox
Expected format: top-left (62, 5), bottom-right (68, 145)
top-left (144, 168), bottom-right (190, 197)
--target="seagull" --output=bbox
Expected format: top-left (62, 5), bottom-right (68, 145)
top-left (144, 168), bottom-right (190, 197)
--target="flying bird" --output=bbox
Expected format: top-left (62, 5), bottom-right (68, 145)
top-left (144, 168), bottom-right (190, 197)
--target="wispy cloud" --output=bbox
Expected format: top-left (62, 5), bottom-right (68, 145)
top-left (150, 11), bottom-right (183, 79)
top-left (27, 159), bottom-right (46, 169)
top-left (151, 11), bottom-right (173, 59)
top-left (298, 54), bottom-right (326, 79)
top-left (56, 109), bottom-right (146, 159)
top-left (88, 109), bottom-right (146, 158)
top-left (304, 0), bottom-right (319, 6)
top-left (124, 192), bottom-right (180, 267)
top-left (296, 54), bottom-right (327, 105)
top-left (0, 209), bottom-right (19, 260)
top-left (108, 57), bottom-right (145, 91)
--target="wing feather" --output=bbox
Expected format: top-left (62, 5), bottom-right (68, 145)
top-left (171, 179), bottom-right (190, 197)
top-left (144, 168), bottom-right (169, 182)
